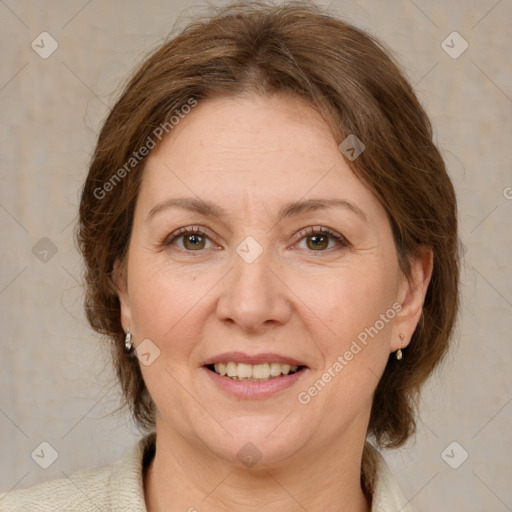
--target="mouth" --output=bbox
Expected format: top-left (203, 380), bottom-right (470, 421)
top-left (201, 352), bottom-right (309, 398)
top-left (205, 362), bottom-right (306, 382)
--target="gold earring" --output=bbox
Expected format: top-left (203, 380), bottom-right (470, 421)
top-left (396, 333), bottom-right (405, 360)
top-left (124, 330), bottom-right (133, 352)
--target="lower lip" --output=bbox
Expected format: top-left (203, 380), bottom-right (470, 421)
top-left (202, 367), bottom-right (308, 399)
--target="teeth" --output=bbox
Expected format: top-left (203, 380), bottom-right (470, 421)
top-left (270, 362), bottom-right (282, 377)
top-left (238, 363), bottom-right (253, 378)
top-left (212, 362), bottom-right (300, 380)
top-left (226, 362), bottom-right (237, 377)
top-left (253, 363), bottom-right (270, 379)
top-left (214, 362), bottom-right (227, 376)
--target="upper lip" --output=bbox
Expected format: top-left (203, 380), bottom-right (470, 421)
top-left (202, 351), bottom-right (308, 367)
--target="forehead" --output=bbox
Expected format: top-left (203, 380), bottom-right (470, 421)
top-left (149, 93), bottom-right (338, 171)
top-left (138, 93), bottom-right (382, 221)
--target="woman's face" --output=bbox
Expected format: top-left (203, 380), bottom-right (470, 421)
top-left (118, 93), bottom-right (424, 468)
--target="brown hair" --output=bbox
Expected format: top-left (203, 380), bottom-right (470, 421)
top-left (77, 0), bottom-right (459, 457)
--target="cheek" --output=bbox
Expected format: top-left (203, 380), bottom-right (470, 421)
top-left (298, 269), bottom-right (397, 396)
top-left (299, 263), bottom-right (398, 406)
top-left (289, 265), bottom-right (399, 440)
top-left (127, 262), bottom-right (216, 418)
top-left (127, 255), bottom-right (218, 356)
top-left (304, 264), bottom-right (397, 343)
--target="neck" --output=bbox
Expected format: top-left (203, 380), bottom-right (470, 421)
top-left (144, 425), bottom-right (372, 512)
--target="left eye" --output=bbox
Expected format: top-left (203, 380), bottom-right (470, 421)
top-left (294, 226), bottom-right (348, 252)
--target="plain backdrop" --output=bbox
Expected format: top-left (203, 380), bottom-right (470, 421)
top-left (1, 1), bottom-right (511, 510)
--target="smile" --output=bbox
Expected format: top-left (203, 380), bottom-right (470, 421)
top-left (207, 362), bottom-right (302, 381)
top-left (201, 351), bottom-right (309, 398)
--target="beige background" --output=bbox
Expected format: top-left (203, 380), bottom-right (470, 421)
top-left (1, 0), bottom-right (511, 510)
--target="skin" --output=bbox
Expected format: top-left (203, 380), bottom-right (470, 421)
top-left (116, 93), bottom-right (432, 512)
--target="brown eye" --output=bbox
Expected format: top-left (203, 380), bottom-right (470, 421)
top-left (295, 226), bottom-right (348, 252)
top-left (306, 233), bottom-right (329, 251)
top-left (165, 226), bottom-right (213, 252)
top-left (182, 232), bottom-right (206, 250)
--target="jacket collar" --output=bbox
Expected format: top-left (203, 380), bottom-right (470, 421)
top-left (367, 442), bottom-right (413, 511)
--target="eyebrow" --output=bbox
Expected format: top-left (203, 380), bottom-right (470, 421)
top-left (147, 197), bottom-right (367, 224)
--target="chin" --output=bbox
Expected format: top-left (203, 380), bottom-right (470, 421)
top-left (193, 414), bottom-right (312, 469)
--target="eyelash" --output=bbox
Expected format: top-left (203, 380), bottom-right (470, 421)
top-left (163, 225), bottom-right (349, 254)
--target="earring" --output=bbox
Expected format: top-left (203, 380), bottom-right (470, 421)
top-left (396, 333), bottom-right (405, 360)
top-left (124, 330), bottom-right (133, 352)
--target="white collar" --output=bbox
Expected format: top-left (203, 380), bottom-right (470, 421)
top-left (367, 443), bottom-right (413, 511)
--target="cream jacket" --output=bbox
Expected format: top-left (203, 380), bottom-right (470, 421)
top-left (0, 433), bottom-right (413, 511)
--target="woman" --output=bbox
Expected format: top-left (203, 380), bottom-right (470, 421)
top-left (0, 1), bottom-right (459, 510)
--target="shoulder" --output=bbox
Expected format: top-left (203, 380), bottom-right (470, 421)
top-left (0, 433), bottom-right (155, 512)
top-left (0, 463), bottom-right (115, 512)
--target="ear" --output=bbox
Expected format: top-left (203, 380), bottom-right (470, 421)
top-left (391, 246), bottom-right (433, 352)
top-left (113, 258), bottom-right (132, 333)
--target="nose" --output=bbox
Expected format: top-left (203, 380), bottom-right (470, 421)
top-left (215, 243), bottom-right (292, 333)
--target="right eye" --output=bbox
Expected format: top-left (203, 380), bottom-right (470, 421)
top-left (164, 226), bottom-right (216, 251)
